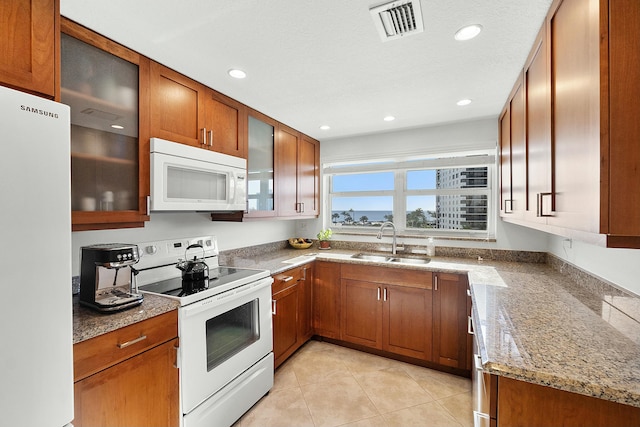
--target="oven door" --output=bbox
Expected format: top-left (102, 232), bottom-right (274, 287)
top-left (179, 276), bottom-right (273, 414)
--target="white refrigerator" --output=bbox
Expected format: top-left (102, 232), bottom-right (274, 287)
top-left (0, 85), bottom-right (74, 426)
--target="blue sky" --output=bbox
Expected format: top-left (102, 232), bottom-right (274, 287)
top-left (332, 171), bottom-right (437, 211)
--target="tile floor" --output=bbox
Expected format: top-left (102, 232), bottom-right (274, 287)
top-left (234, 340), bottom-right (473, 427)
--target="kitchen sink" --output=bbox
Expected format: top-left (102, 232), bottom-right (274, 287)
top-left (388, 257), bottom-right (431, 265)
top-left (351, 253), bottom-right (431, 265)
top-left (351, 253), bottom-right (392, 262)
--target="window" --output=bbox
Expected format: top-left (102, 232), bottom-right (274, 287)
top-left (325, 155), bottom-right (494, 237)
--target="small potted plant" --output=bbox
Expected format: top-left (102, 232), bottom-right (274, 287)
top-left (317, 228), bottom-right (333, 249)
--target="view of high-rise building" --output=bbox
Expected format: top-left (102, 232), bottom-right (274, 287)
top-left (435, 167), bottom-right (488, 230)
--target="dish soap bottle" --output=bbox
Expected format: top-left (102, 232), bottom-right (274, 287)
top-left (426, 237), bottom-right (435, 257)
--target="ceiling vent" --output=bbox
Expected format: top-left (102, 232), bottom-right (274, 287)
top-left (370, 0), bottom-right (424, 42)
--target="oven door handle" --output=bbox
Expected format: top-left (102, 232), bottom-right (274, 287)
top-left (180, 276), bottom-right (274, 318)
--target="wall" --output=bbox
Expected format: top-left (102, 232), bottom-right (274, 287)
top-left (548, 234), bottom-right (640, 296)
top-left (71, 212), bottom-right (296, 275)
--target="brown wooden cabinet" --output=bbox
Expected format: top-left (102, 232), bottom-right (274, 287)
top-left (73, 311), bottom-right (179, 427)
top-left (0, 0), bottom-right (58, 98)
top-left (499, 76), bottom-right (526, 219)
top-left (61, 19), bottom-right (150, 231)
top-left (499, 0), bottom-right (640, 248)
top-left (272, 264), bottom-right (312, 368)
top-left (340, 264), bottom-right (433, 361)
top-left (312, 261), bottom-right (342, 339)
top-left (149, 62), bottom-right (247, 158)
top-left (432, 272), bottom-right (470, 369)
top-left (276, 125), bottom-right (320, 217)
top-left (524, 24), bottom-right (552, 223)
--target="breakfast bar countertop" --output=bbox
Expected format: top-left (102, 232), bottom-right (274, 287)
top-left (220, 245), bottom-right (640, 408)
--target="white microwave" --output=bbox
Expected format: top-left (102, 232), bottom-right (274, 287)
top-left (150, 138), bottom-right (247, 212)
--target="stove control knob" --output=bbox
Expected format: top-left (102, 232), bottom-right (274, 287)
top-left (145, 245), bottom-right (158, 255)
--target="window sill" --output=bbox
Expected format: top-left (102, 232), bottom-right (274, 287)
top-left (332, 229), bottom-right (496, 243)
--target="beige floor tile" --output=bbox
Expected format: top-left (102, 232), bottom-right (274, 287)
top-left (438, 392), bottom-right (474, 427)
top-left (383, 401), bottom-right (464, 427)
top-left (272, 361), bottom-right (300, 392)
top-left (341, 348), bottom-right (407, 376)
top-left (340, 415), bottom-right (391, 427)
top-left (301, 376), bottom-right (379, 427)
top-left (355, 368), bottom-right (435, 414)
top-left (234, 387), bottom-right (314, 427)
top-left (238, 341), bottom-right (473, 427)
top-left (288, 345), bottom-right (352, 386)
top-left (402, 364), bottom-right (472, 400)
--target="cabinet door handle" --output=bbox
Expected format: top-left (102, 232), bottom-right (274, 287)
top-left (434, 276), bottom-right (438, 291)
top-left (208, 130), bottom-right (213, 146)
top-left (300, 202), bottom-right (305, 213)
top-left (377, 287), bottom-right (381, 301)
top-left (383, 288), bottom-right (388, 301)
top-left (117, 334), bottom-right (147, 349)
top-left (271, 300), bottom-right (276, 315)
top-left (301, 268), bottom-right (307, 281)
top-left (173, 344), bottom-right (180, 369)
top-left (201, 128), bottom-right (207, 146)
top-left (537, 192), bottom-right (554, 217)
top-left (146, 195), bottom-right (150, 215)
top-left (504, 199), bottom-right (514, 214)
top-left (468, 315), bottom-right (474, 335)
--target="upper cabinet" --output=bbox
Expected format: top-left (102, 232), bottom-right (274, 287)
top-left (276, 125), bottom-right (320, 217)
top-left (0, 0), bottom-right (58, 98)
top-left (499, 0), bottom-right (640, 248)
top-left (149, 62), bottom-right (247, 158)
top-left (61, 19), bottom-right (150, 231)
top-left (245, 109), bottom-right (277, 218)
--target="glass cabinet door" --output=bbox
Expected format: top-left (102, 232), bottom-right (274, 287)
top-left (61, 33), bottom-right (139, 213)
top-left (245, 111), bottom-right (276, 218)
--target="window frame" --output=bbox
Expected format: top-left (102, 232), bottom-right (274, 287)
top-left (324, 155), bottom-right (496, 239)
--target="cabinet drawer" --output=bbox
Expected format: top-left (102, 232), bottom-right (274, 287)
top-left (74, 310), bottom-right (178, 382)
top-left (272, 265), bottom-right (308, 294)
top-left (341, 264), bottom-right (432, 289)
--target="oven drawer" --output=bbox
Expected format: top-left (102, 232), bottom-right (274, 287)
top-left (74, 310), bottom-right (178, 381)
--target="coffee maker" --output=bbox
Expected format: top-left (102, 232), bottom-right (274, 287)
top-left (79, 243), bottom-right (144, 312)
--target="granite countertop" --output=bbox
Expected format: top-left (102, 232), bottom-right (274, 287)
top-left (72, 293), bottom-right (180, 344)
top-left (221, 246), bottom-right (640, 408)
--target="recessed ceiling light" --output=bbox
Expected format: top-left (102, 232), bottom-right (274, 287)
top-left (454, 24), bottom-right (483, 41)
top-left (383, 116), bottom-right (395, 122)
top-left (111, 124), bottom-right (124, 129)
top-left (456, 99), bottom-right (472, 106)
top-left (320, 125), bottom-right (331, 130)
top-left (228, 69), bottom-right (247, 79)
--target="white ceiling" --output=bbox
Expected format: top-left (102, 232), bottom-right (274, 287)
top-left (60, 0), bottom-right (553, 141)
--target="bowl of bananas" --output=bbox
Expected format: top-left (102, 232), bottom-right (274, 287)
top-left (288, 237), bottom-right (313, 249)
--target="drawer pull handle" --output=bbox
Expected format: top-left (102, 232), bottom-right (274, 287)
top-left (117, 334), bottom-right (147, 349)
top-left (281, 276), bottom-right (294, 282)
top-left (468, 315), bottom-right (474, 335)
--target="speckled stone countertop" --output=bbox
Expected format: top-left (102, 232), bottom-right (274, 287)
top-left (220, 242), bottom-right (640, 408)
top-left (72, 293), bottom-right (179, 344)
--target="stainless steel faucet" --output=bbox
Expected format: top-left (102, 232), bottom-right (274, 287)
top-left (376, 221), bottom-right (397, 255)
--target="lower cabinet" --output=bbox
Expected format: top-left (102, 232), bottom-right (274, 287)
top-left (272, 264), bottom-right (313, 368)
top-left (72, 311), bottom-right (179, 427)
top-left (315, 261), bottom-right (471, 373)
top-left (495, 376), bottom-right (640, 426)
top-left (433, 272), bottom-right (470, 369)
top-left (312, 261), bottom-right (342, 339)
top-left (340, 264), bottom-right (433, 361)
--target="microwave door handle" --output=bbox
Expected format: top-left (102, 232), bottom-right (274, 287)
top-left (229, 174), bottom-right (235, 200)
